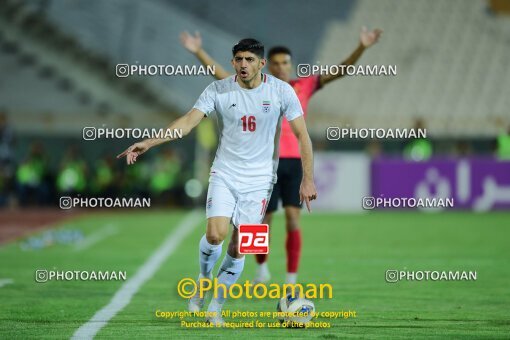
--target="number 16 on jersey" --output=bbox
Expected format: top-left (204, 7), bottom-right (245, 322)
top-left (241, 115), bottom-right (256, 132)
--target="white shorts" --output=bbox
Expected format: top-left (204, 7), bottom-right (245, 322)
top-left (206, 175), bottom-right (273, 228)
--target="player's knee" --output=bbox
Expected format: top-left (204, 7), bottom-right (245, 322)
top-left (285, 213), bottom-right (300, 231)
top-left (205, 231), bottom-right (224, 245)
top-left (205, 225), bottom-right (227, 244)
top-left (285, 208), bottom-right (301, 231)
top-left (286, 219), bottom-right (300, 231)
top-left (206, 218), bottom-right (229, 244)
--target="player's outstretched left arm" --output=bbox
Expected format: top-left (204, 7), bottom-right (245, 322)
top-left (319, 26), bottom-right (383, 87)
top-left (289, 116), bottom-right (318, 212)
top-left (116, 108), bottom-right (205, 165)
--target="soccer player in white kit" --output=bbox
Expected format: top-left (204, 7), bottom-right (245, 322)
top-left (117, 38), bottom-right (317, 325)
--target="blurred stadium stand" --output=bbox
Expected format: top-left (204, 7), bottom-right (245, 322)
top-left (1, 0), bottom-right (509, 137)
top-left (44, 0), bottom-right (237, 115)
top-left (310, 0), bottom-right (510, 137)
top-left (167, 0), bottom-right (357, 64)
top-left (0, 0), bottom-right (176, 134)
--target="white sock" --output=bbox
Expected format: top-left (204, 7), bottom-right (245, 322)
top-left (199, 234), bottom-right (223, 278)
top-left (286, 272), bottom-right (297, 285)
top-left (256, 262), bottom-right (270, 279)
top-left (207, 298), bottom-right (223, 315)
top-left (208, 253), bottom-right (245, 311)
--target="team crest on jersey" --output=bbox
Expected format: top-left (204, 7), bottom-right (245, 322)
top-left (262, 100), bottom-right (271, 113)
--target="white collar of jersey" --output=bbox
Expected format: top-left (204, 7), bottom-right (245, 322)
top-left (234, 73), bottom-right (267, 84)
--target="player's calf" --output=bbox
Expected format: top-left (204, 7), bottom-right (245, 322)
top-left (191, 217), bottom-right (230, 312)
top-left (207, 228), bottom-right (245, 314)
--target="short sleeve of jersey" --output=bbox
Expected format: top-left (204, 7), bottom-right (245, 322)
top-left (294, 75), bottom-right (321, 97)
top-left (281, 82), bottom-right (304, 122)
top-left (193, 83), bottom-right (217, 116)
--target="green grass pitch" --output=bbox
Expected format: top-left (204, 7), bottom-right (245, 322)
top-left (0, 211), bottom-right (509, 339)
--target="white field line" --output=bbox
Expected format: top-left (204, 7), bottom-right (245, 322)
top-left (0, 278), bottom-right (13, 288)
top-left (74, 224), bottom-right (119, 251)
top-left (71, 210), bottom-right (203, 340)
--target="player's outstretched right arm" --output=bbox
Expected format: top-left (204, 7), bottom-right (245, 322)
top-left (180, 31), bottom-right (231, 80)
top-left (116, 108), bottom-right (205, 165)
top-left (319, 26), bottom-right (382, 87)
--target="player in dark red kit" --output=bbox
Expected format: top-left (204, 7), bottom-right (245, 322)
top-left (180, 26), bottom-right (382, 284)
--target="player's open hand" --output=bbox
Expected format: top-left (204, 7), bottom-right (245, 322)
top-left (299, 179), bottom-right (318, 212)
top-left (360, 26), bottom-right (383, 48)
top-left (116, 141), bottom-right (150, 165)
top-left (180, 31), bottom-right (202, 54)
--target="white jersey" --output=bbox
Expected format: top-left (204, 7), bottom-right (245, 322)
top-left (193, 73), bottom-right (303, 193)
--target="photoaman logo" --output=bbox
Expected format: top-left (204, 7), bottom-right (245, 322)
top-left (239, 224), bottom-right (269, 254)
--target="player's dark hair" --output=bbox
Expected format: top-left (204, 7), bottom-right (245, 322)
top-left (267, 46), bottom-right (292, 60)
top-left (232, 38), bottom-right (264, 59)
